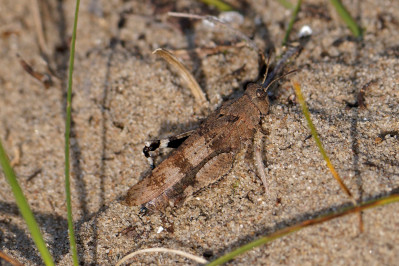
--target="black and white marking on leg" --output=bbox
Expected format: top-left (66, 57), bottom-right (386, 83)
top-left (143, 130), bottom-right (195, 168)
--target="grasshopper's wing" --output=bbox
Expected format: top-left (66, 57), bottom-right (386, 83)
top-left (126, 157), bottom-right (187, 206)
top-left (126, 114), bottom-right (241, 207)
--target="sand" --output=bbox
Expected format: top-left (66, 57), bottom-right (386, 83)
top-left (0, 0), bottom-right (398, 265)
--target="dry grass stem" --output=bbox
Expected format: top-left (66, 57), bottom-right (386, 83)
top-left (32, 0), bottom-right (49, 55)
top-left (0, 251), bottom-right (24, 266)
top-left (115, 247), bottom-right (208, 265)
top-left (153, 48), bottom-right (208, 107)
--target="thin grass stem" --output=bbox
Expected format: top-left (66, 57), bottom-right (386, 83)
top-left (277, 0), bottom-right (294, 9)
top-left (282, 0), bottom-right (302, 46)
top-left (199, 0), bottom-right (234, 11)
top-left (330, 0), bottom-right (362, 37)
top-left (293, 82), bottom-right (353, 198)
top-left (64, 0), bottom-right (81, 265)
top-left (293, 82), bottom-right (363, 230)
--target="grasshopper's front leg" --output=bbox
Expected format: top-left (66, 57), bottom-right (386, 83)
top-left (253, 129), bottom-right (268, 193)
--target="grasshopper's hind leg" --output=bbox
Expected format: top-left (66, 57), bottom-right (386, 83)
top-left (143, 130), bottom-right (195, 169)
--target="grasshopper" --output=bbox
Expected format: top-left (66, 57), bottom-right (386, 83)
top-left (126, 35), bottom-right (309, 211)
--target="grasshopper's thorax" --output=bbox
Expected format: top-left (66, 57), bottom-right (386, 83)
top-left (244, 83), bottom-right (270, 115)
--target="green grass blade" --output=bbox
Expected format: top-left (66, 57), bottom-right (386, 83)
top-left (64, 0), bottom-right (81, 265)
top-left (329, 0), bottom-right (362, 37)
top-left (277, 0), bottom-right (294, 9)
top-left (293, 83), bottom-right (353, 198)
top-left (0, 140), bottom-right (54, 265)
top-left (199, 0), bottom-right (234, 11)
top-left (207, 194), bottom-right (399, 265)
top-left (282, 0), bottom-right (302, 46)
top-left (293, 83), bottom-right (364, 230)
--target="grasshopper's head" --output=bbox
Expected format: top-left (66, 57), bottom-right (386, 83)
top-left (245, 83), bottom-right (270, 115)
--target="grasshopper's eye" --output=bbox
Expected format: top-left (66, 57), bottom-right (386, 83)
top-left (256, 89), bottom-right (266, 98)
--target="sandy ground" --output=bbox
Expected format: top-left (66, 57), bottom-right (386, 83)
top-left (0, 0), bottom-right (398, 265)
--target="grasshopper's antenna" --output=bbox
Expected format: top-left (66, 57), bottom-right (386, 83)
top-left (261, 44), bottom-right (302, 90)
top-left (263, 69), bottom-right (298, 92)
top-left (261, 25), bottom-right (312, 90)
top-left (262, 53), bottom-right (272, 84)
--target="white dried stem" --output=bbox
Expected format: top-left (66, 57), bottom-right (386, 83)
top-left (115, 247), bottom-right (208, 265)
